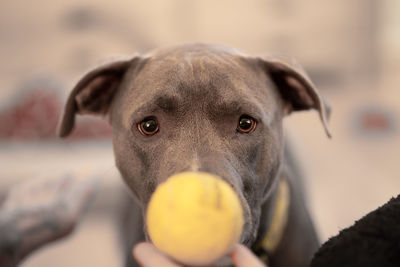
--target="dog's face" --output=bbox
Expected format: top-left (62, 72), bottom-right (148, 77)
top-left (58, 44), bottom-right (330, 245)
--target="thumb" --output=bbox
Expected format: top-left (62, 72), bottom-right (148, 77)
top-left (133, 242), bottom-right (182, 267)
top-left (230, 244), bottom-right (267, 267)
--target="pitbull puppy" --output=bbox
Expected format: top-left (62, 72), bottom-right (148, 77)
top-left (58, 43), bottom-right (330, 267)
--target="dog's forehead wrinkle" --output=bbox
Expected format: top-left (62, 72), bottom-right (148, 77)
top-left (152, 44), bottom-right (244, 65)
top-left (152, 50), bottom-right (244, 85)
top-left (153, 94), bottom-right (181, 113)
top-left (182, 50), bottom-right (241, 70)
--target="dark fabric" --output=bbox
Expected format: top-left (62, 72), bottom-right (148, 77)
top-left (311, 194), bottom-right (400, 267)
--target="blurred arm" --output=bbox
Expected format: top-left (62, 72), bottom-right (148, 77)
top-left (0, 173), bottom-right (98, 267)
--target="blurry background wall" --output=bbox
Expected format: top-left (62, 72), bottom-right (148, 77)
top-left (0, 1), bottom-right (399, 266)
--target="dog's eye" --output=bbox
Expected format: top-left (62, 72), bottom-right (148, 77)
top-left (237, 115), bottom-right (257, 133)
top-left (138, 117), bottom-right (159, 136)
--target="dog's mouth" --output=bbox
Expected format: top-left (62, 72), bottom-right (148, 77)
top-left (237, 198), bottom-right (258, 246)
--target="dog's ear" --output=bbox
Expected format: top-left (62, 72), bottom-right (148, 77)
top-left (57, 57), bottom-right (139, 138)
top-left (260, 56), bottom-right (331, 138)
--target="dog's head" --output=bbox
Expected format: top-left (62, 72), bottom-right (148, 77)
top-left (58, 44), bottom-right (330, 245)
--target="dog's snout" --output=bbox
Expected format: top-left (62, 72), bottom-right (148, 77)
top-left (187, 153), bottom-right (239, 187)
top-left (189, 153), bottom-right (200, 172)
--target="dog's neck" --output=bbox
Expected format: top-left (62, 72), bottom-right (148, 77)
top-left (252, 175), bottom-right (291, 262)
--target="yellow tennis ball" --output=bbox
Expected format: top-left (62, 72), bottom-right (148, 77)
top-left (146, 172), bottom-right (244, 266)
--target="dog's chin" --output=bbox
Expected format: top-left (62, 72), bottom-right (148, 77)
top-left (238, 208), bottom-right (260, 247)
top-left (240, 222), bottom-right (259, 247)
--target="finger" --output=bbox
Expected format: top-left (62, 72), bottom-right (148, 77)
top-left (133, 242), bottom-right (182, 267)
top-left (230, 244), bottom-right (266, 267)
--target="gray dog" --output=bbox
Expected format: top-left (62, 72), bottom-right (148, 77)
top-left (58, 43), bottom-right (330, 267)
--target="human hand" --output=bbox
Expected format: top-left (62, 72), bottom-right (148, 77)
top-left (133, 242), bottom-right (266, 267)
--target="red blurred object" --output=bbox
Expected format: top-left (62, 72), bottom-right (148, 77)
top-left (360, 111), bottom-right (390, 131)
top-left (0, 86), bottom-right (111, 140)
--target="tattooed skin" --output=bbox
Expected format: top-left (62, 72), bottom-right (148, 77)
top-left (0, 174), bottom-right (98, 266)
top-left (0, 213), bottom-right (18, 267)
top-left (0, 208), bottom-right (75, 266)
